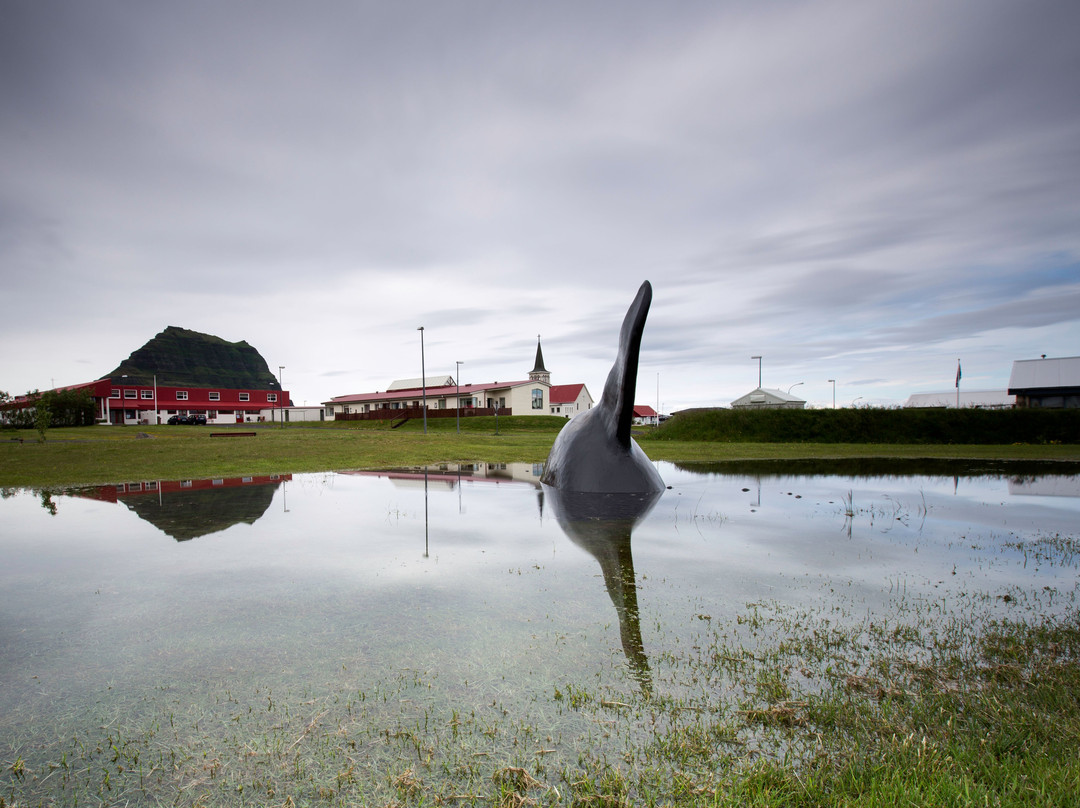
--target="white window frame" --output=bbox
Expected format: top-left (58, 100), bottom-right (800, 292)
top-left (209, 391), bottom-right (220, 401)
top-left (239, 392), bottom-right (250, 402)
top-left (176, 391), bottom-right (188, 401)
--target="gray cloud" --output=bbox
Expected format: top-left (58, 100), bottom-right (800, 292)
top-left (2, 1), bottom-right (1078, 410)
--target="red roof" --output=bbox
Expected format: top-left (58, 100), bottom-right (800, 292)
top-left (328, 380), bottom-right (535, 405)
top-left (633, 404), bottom-right (657, 417)
top-left (549, 383), bottom-right (585, 404)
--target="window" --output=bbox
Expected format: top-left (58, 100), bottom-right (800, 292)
top-left (141, 390), bottom-right (153, 399)
top-left (207, 411), bottom-right (217, 419)
top-left (267, 393), bottom-right (277, 403)
top-left (124, 389), bottom-right (137, 399)
top-left (239, 392), bottom-right (250, 402)
top-left (176, 391), bottom-right (188, 401)
top-left (532, 388), bottom-right (543, 409)
top-left (110, 389), bottom-right (120, 399)
top-left (209, 391), bottom-right (220, 401)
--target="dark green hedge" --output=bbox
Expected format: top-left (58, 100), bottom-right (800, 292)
top-left (650, 407), bottom-right (1080, 444)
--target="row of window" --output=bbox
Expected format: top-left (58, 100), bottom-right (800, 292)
top-left (111, 389), bottom-right (277, 402)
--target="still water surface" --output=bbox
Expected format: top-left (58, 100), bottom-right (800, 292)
top-left (2, 460), bottom-right (1080, 799)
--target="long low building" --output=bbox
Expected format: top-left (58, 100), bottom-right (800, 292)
top-left (325, 338), bottom-right (561, 419)
top-left (325, 378), bottom-right (550, 418)
top-left (30, 378), bottom-right (294, 425)
top-left (903, 390), bottom-right (1015, 408)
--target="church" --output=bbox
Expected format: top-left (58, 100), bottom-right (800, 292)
top-left (323, 338), bottom-right (574, 420)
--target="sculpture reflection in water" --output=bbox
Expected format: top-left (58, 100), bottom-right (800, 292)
top-left (543, 485), bottom-right (663, 694)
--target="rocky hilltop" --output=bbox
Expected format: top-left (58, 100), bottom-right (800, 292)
top-left (101, 326), bottom-right (281, 390)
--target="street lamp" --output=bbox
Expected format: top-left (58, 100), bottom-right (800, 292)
top-left (851, 396), bottom-right (863, 408)
top-left (751, 355), bottom-right (762, 389)
top-left (455, 360), bottom-right (464, 434)
top-left (787, 382), bottom-right (804, 395)
top-left (828, 379), bottom-right (836, 409)
top-left (417, 327), bottom-right (427, 434)
top-left (278, 366), bottom-right (285, 427)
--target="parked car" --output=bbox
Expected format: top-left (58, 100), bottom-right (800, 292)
top-left (167, 414), bottom-right (206, 425)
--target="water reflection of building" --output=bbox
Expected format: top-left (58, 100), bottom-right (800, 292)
top-left (69, 475), bottom-right (291, 541)
top-left (1008, 476), bottom-right (1080, 498)
top-left (341, 463), bottom-right (545, 489)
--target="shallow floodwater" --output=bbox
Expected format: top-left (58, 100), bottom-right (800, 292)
top-left (3, 460), bottom-right (1080, 801)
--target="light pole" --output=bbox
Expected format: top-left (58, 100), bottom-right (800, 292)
top-left (417, 327), bottom-right (427, 434)
top-left (828, 379), bottom-right (836, 409)
top-left (751, 355), bottom-right (762, 389)
top-left (851, 396), bottom-right (863, 408)
top-left (278, 366), bottom-right (285, 427)
top-left (787, 382), bottom-right (803, 395)
top-left (455, 360), bottom-right (464, 434)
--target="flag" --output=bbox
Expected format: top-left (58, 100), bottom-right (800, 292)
top-left (955, 360), bottom-right (962, 388)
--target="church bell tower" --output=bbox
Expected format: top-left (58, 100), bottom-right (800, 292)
top-left (529, 335), bottom-right (550, 384)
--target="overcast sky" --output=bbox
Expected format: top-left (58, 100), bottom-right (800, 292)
top-left (3, 1), bottom-right (1078, 411)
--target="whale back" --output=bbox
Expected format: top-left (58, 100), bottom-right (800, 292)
top-left (540, 281), bottom-right (664, 493)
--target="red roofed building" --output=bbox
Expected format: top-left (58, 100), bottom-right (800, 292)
top-left (632, 404), bottom-right (659, 426)
top-left (549, 383), bottom-right (594, 418)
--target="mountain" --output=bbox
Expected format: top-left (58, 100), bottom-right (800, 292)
top-left (101, 326), bottom-right (281, 390)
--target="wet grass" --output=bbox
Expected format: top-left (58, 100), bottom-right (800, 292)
top-left (3, 421), bottom-right (1079, 488)
top-left (4, 579), bottom-right (1078, 807)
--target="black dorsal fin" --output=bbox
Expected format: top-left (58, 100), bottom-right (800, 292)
top-left (600, 281), bottom-right (652, 449)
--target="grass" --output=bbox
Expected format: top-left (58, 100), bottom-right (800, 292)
top-left (4, 592), bottom-right (1077, 806)
top-left (3, 419), bottom-right (1080, 805)
top-left (3, 418), bottom-right (1080, 488)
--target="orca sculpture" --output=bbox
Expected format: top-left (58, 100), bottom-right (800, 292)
top-left (541, 280), bottom-right (664, 493)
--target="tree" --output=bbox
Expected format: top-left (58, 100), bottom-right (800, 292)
top-left (35, 402), bottom-right (51, 442)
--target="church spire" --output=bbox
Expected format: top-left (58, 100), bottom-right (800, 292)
top-left (529, 334), bottom-right (550, 384)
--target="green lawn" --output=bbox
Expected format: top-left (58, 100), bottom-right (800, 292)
top-left (3, 419), bottom-right (1080, 488)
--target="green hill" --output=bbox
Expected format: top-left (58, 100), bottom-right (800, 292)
top-left (101, 326), bottom-right (281, 390)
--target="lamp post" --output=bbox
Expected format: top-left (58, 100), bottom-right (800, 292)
top-left (751, 355), bottom-right (762, 389)
top-left (278, 366), bottom-right (285, 427)
top-left (787, 382), bottom-right (803, 395)
top-left (851, 396), bottom-right (863, 408)
top-left (828, 379), bottom-right (836, 409)
top-left (417, 327), bottom-right (427, 434)
top-left (455, 360), bottom-right (464, 434)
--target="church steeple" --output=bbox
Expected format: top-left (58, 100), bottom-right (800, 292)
top-left (529, 334), bottom-right (550, 384)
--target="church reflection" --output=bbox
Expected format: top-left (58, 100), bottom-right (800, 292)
top-left (542, 486), bottom-right (663, 694)
top-left (68, 475), bottom-right (291, 541)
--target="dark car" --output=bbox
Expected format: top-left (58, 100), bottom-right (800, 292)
top-left (168, 414), bottom-right (205, 425)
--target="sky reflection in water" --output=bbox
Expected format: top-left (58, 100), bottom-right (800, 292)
top-left (3, 461), bottom-right (1080, 740)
